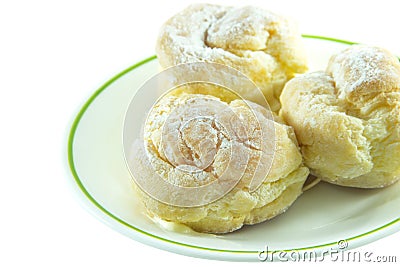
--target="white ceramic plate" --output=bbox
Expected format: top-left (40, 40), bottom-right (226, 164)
top-left (67, 36), bottom-right (400, 262)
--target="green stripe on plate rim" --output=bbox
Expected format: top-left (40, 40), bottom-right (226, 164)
top-left (67, 35), bottom-right (400, 255)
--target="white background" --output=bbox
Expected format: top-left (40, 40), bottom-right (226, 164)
top-left (1, 0), bottom-right (399, 266)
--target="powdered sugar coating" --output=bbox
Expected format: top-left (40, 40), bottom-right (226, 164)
top-left (156, 4), bottom-right (308, 111)
top-left (327, 45), bottom-right (400, 101)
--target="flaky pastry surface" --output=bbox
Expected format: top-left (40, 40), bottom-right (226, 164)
top-left (156, 4), bottom-right (307, 111)
top-left (135, 90), bottom-right (309, 233)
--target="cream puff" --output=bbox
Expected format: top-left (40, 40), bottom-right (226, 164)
top-left (280, 45), bottom-right (400, 188)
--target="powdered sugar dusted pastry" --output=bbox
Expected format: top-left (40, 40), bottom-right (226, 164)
top-left (156, 4), bottom-right (308, 111)
top-left (280, 45), bottom-right (400, 188)
top-left (134, 86), bottom-right (309, 233)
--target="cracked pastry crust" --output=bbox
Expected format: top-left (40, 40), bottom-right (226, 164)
top-left (280, 45), bottom-right (400, 188)
top-left (155, 4), bottom-right (308, 112)
top-left (135, 89), bottom-right (309, 233)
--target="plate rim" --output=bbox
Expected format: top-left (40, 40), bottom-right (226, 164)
top-left (67, 35), bottom-right (400, 258)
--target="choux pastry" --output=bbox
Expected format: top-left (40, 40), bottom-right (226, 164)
top-left (280, 45), bottom-right (400, 188)
top-left (133, 86), bottom-right (309, 233)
